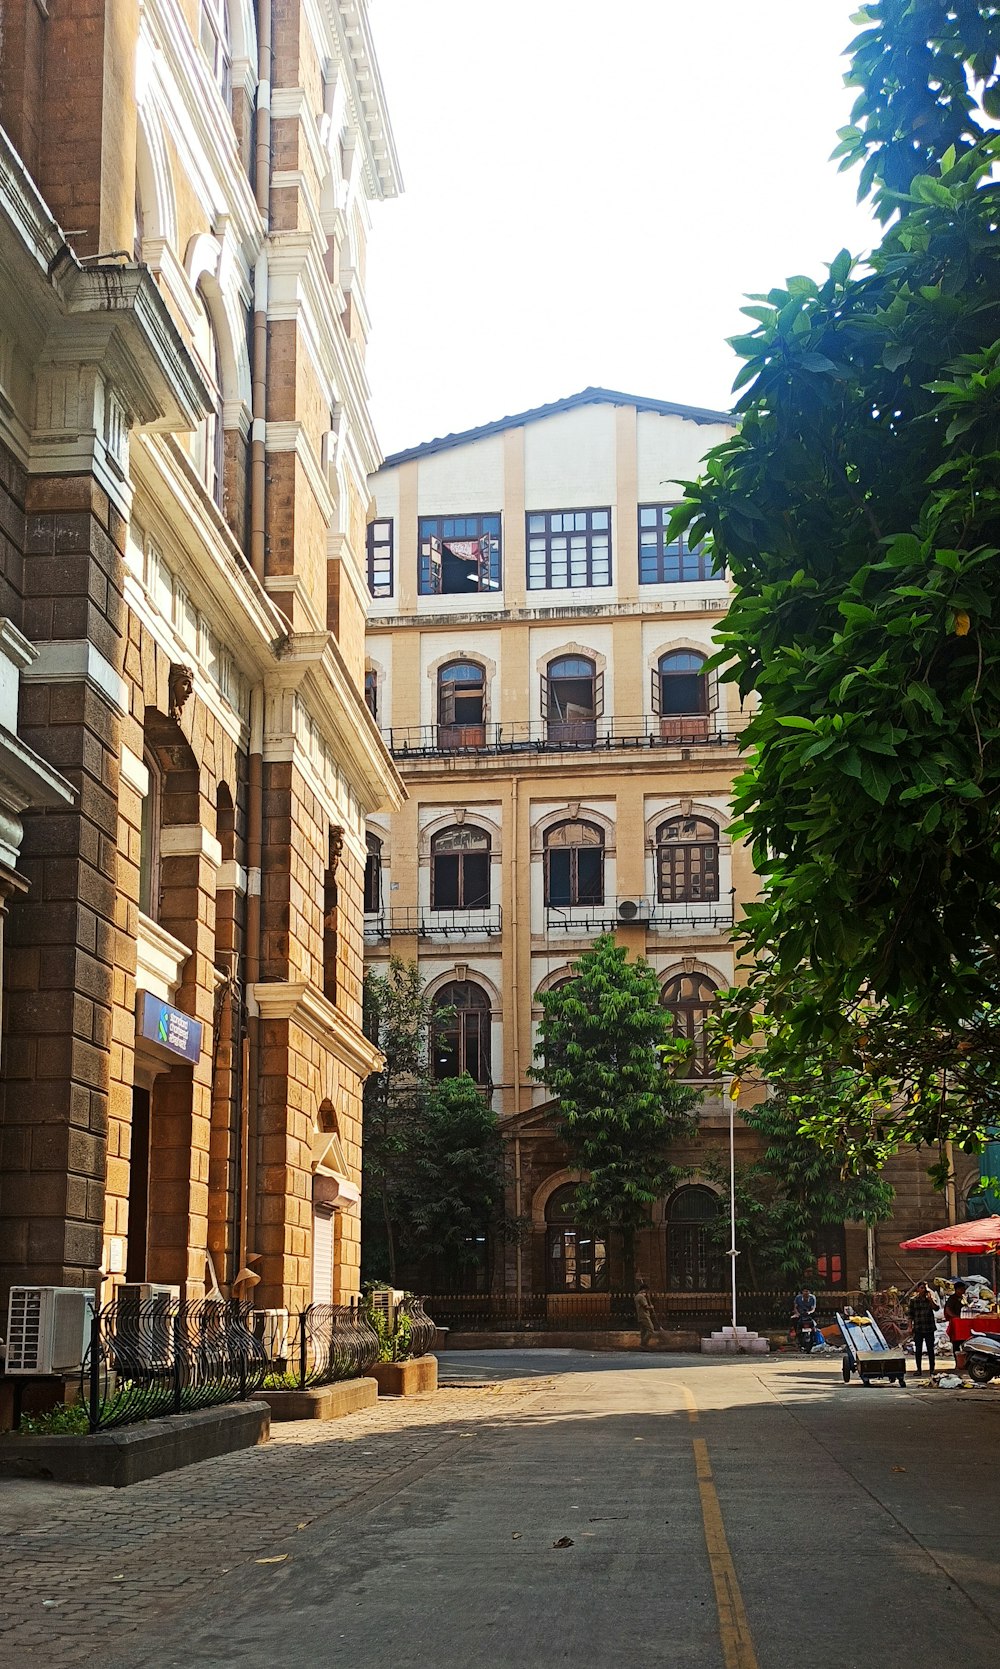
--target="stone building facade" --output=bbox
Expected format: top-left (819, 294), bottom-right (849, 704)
top-left (0, 0), bottom-right (403, 1321)
top-left (364, 389), bottom-right (976, 1309)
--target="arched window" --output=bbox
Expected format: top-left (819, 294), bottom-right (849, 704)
top-left (667, 1187), bottom-right (723, 1291)
top-left (814, 1223), bottom-right (847, 1289)
top-left (437, 661), bottom-right (486, 748)
top-left (654, 651), bottom-right (710, 739)
top-left (364, 834), bottom-right (382, 916)
top-left (656, 816), bottom-right (720, 904)
top-left (431, 826), bottom-right (491, 911)
top-left (138, 752), bottom-right (161, 920)
top-left (662, 973), bottom-right (718, 1078)
top-left (431, 980), bottom-right (491, 1084)
top-left (191, 291), bottom-right (224, 510)
top-left (544, 819), bottom-right (604, 909)
top-left (543, 655), bottom-right (601, 745)
top-left (200, 0), bottom-right (232, 104)
top-left (545, 1184), bottom-right (608, 1293)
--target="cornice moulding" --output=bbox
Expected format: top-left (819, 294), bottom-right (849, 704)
top-left (251, 979), bottom-right (384, 1076)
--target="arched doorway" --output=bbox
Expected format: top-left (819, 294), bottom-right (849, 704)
top-left (666, 1186), bottom-right (724, 1291)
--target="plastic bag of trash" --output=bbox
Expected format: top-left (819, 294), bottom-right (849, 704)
top-left (936, 1373), bottom-right (963, 1389)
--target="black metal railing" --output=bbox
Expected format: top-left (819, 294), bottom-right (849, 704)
top-left (383, 713), bottom-right (751, 760)
top-left (83, 1295), bottom-right (268, 1432)
top-left (545, 898), bottom-right (735, 934)
top-left (365, 905), bottom-right (503, 942)
top-left (259, 1302), bottom-right (380, 1390)
top-left (423, 1290), bottom-right (859, 1336)
top-left (399, 1295), bottom-right (437, 1360)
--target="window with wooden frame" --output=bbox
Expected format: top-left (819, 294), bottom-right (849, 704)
top-left (813, 1222), bottom-right (847, 1289)
top-left (191, 291), bottom-right (225, 511)
top-left (322, 833), bottom-right (339, 1005)
top-left (431, 825), bottom-right (491, 910)
top-left (364, 834), bottom-right (382, 916)
top-left (364, 668), bottom-right (378, 721)
top-left (544, 819), bottom-right (605, 908)
top-left (200, 0), bottom-right (232, 104)
top-left (437, 661), bottom-right (486, 748)
top-left (418, 515), bottom-right (501, 595)
top-left (656, 816), bottom-right (720, 904)
top-left (652, 651), bottom-right (714, 739)
top-left (638, 504), bottom-right (718, 585)
top-left (666, 1187), bottom-right (724, 1291)
top-left (542, 655), bottom-right (603, 745)
top-left (545, 1184), bottom-right (608, 1293)
top-left (662, 973), bottom-right (719, 1078)
top-left (526, 508), bottom-right (611, 590)
top-left (138, 753), bottom-right (161, 920)
top-left (431, 980), bottom-right (492, 1083)
top-left (366, 518), bottom-right (393, 598)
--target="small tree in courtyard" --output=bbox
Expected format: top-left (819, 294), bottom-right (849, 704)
top-left (407, 1074), bottom-right (507, 1289)
top-left (362, 958), bottom-right (433, 1285)
top-left (533, 934), bottom-right (700, 1284)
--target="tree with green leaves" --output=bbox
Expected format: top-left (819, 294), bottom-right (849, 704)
top-left (672, 2), bottom-right (1000, 1155)
top-left (706, 1089), bottom-right (895, 1290)
top-left (362, 961), bottom-right (510, 1288)
top-left (533, 934), bottom-right (700, 1283)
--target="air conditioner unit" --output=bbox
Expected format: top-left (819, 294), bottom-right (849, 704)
top-left (616, 897), bottom-right (649, 923)
top-left (5, 1286), bottom-right (92, 1375)
top-left (116, 1284), bottom-right (178, 1370)
top-left (117, 1283), bottom-right (180, 1303)
top-left (254, 1308), bottom-right (290, 1359)
top-left (368, 1287), bottom-right (406, 1324)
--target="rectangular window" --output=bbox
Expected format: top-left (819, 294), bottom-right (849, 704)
top-left (418, 515), bottom-right (501, 595)
top-left (366, 518), bottom-right (394, 597)
top-left (526, 508), bottom-right (612, 590)
top-left (638, 504), bottom-right (718, 585)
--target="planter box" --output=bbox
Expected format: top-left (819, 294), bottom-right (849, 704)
top-left (0, 1401), bottom-right (270, 1488)
top-left (258, 1378), bottom-right (377, 1421)
top-left (371, 1356), bottom-right (438, 1397)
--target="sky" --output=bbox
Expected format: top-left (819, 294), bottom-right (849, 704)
top-left (364, 1), bottom-right (882, 458)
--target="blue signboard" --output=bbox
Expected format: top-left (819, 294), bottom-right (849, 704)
top-left (137, 991), bottom-right (203, 1063)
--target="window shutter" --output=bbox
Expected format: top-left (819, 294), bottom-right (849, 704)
top-left (706, 663), bottom-right (720, 716)
top-left (312, 1203), bottom-right (334, 1304)
top-left (650, 666), bottom-right (662, 715)
top-left (540, 672), bottom-right (550, 720)
top-left (594, 670), bottom-right (605, 717)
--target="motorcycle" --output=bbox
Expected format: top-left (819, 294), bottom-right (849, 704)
top-left (791, 1312), bottom-right (819, 1352)
top-left (962, 1332), bottom-right (1000, 1385)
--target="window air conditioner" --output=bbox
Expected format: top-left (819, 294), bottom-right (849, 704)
top-left (617, 897), bottom-right (649, 923)
top-left (5, 1286), bottom-right (92, 1375)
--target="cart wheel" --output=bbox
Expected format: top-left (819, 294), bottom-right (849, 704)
top-left (861, 1377), bottom-right (871, 1387)
top-left (842, 1356), bottom-right (852, 1383)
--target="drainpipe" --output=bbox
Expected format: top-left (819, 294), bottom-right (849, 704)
top-left (244, 687), bottom-right (264, 1276)
top-left (510, 773), bottom-right (523, 1316)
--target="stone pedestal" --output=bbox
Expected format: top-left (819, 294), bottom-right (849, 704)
top-left (371, 1355), bottom-right (438, 1397)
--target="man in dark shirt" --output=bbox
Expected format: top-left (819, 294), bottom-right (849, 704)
top-left (943, 1281), bottom-right (967, 1360)
top-left (908, 1281), bottom-right (939, 1375)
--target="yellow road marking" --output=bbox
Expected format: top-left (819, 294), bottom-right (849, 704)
top-left (692, 1437), bottom-right (758, 1669)
top-left (677, 1382), bottom-right (699, 1423)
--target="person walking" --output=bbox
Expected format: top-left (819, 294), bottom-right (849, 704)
top-left (908, 1281), bottom-right (938, 1376)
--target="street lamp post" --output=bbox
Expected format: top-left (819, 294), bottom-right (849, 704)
top-left (727, 1077), bottom-right (739, 1335)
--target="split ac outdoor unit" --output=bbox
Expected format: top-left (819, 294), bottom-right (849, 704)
top-left (254, 1308), bottom-right (290, 1359)
top-left (116, 1284), bottom-right (178, 1370)
top-left (5, 1286), bottom-right (92, 1375)
top-left (616, 897), bottom-right (649, 923)
top-left (369, 1287), bottom-right (406, 1324)
top-left (118, 1283), bottom-right (180, 1303)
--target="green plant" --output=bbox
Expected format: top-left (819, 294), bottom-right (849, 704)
top-left (533, 934), bottom-right (700, 1283)
top-left (18, 1401), bottom-right (90, 1435)
top-left (673, 3), bottom-right (1000, 1151)
top-left (362, 1295), bottom-right (414, 1363)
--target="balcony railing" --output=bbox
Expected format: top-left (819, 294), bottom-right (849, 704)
top-left (383, 713), bottom-right (750, 760)
top-left (545, 897), bottom-right (735, 933)
top-left (364, 905), bottom-right (503, 941)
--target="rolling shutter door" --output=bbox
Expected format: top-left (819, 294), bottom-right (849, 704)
top-left (312, 1202), bottom-right (334, 1304)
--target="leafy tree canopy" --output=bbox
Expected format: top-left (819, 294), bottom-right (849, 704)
top-left (533, 935), bottom-right (700, 1253)
top-left (673, 3), bottom-right (1000, 1149)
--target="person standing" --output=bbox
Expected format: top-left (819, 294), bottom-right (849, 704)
top-left (943, 1280), bottom-right (967, 1361)
top-left (908, 1281), bottom-right (938, 1375)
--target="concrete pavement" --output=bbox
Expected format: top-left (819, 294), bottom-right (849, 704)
top-left (2, 1351), bottom-right (999, 1668)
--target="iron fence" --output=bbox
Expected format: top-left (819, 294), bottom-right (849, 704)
top-left (83, 1295), bottom-right (268, 1432)
top-left (423, 1290), bottom-right (860, 1336)
top-left (399, 1295), bottom-right (437, 1360)
top-left (260, 1301), bottom-right (380, 1390)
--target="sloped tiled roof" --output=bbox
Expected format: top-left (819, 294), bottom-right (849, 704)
top-left (380, 385), bottom-right (733, 468)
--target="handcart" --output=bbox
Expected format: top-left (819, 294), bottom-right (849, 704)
top-left (836, 1311), bottom-right (907, 1387)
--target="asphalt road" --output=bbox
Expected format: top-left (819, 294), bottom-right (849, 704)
top-left (6, 1350), bottom-right (1000, 1669)
top-left (142, 1351), bottom-right (1000, 1669)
